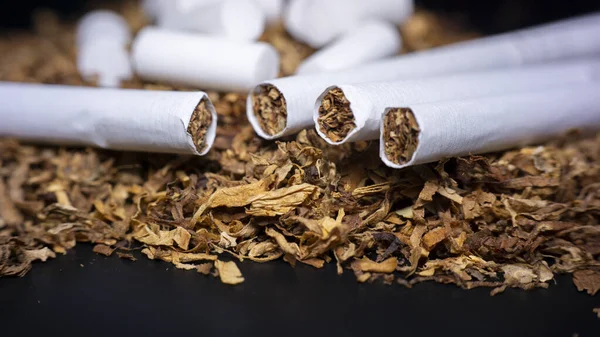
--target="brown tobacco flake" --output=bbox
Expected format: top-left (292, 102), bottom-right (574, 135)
top-left (214, 260), bottom-right (245, 285)
top-left (116, 252), bottom-right (137, 261)
top-left (572, 270), bottom-right (600, 296)
top-left (593, 308), bottom-right (600, 319)
top-left (187, 97), bottom-right (213, 153)
top-left (317, 87), bottom-right (356, 143)
top-left (351, 257), bottom-right (398, 274)
top-left (92, 244), bottom-right (115, 257)
top-left (251, 84), bottom-right (287, 136)
top-left (383, 108), bottom-right (420, 165)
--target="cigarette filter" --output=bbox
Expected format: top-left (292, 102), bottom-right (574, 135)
top-left (284, 0), bottom-right (414, 48)
top-left (380, 83), bottom-right (600, 169)
top-left (158, 0), bottom-right (266, 41)
top-left (315, 59), bottom-right (600, 144)
top-left (132, 27), bottom-right (279, 92)
top-left (296, 21), bottom-right (402, 75)
top-left (249, 12), bottom-right (600, 140)
top-left (0, 82), bottom-right (217, 156)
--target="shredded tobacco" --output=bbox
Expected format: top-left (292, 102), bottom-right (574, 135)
top-left (383, 108), bottom-right (420, 165)
top-left (187, 98), bottom-right (213, 153)
top-left (1, 3), bottom-right (599, 298)
top-left (317, 87), bottom-right (356, 143)
top-left (251, 84), bottom-right (287, 136)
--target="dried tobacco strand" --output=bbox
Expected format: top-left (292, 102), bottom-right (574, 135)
top-left (317, 87), bottom-right (356, 143)
top-left (383, 108), bottom-right (420, 165)
top-left (187, 97), bottom-right (213, 154)
top-left (251, 83), bottom-right (287, 136)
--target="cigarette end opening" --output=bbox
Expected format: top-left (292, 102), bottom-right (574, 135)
top-left (188, 97), bottom-right (213, 154)
top-left (251, 84), bottom-right (287, 136)
top-left (317, 87), bottom-right (356, 143)
top-left (383, 108), bottom-right (420, 165)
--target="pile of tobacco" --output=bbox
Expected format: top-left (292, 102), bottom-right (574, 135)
top-left (0, 1), bottom-right (599, 301)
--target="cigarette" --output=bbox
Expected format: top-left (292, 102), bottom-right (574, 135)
top-left (141, 0), bottom-right (167, 20)
top-left (254, 0), bottom-right (286, 24)
top-left (0, 82), bottom-right (217, 156)
top-left (296, 20), bottom-right (402, 75)
top-left (76, 10), bottom-right (131, 48)
top-left (131, 27), bottom-right (279, 92)
top-left (284, 0), bottom-right (413, 48)
top-left (76, 10), bottom-right (133, 87)
top-left (380, 83), bottom-right (600, 169)
top-left (248, 12), bottom-right (600, 140)
top-left (158, 0), bottom-right (266, 41)
top-left (315, 59), bottom-right (600, 144)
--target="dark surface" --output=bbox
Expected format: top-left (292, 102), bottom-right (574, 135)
top-left (0, 245), bottom-right (598, 337)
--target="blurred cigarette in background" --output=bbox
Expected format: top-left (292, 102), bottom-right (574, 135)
top-left (285, 0), bottom-right (414, 48)
top-left (76, 10), bottom-right (132, 87)
top-left (158, 0), bottom-right (266, 41)
top-left (255, 0), bottom-right (286, 24)
top-left (248, 12), bottom-right (600, 140)
top-left (0, 82), bottom-right (217, 155)
top-left (380, 84), bottom-right (600, 169)
top-left (296, 21), bottom-right (402, 75)
top-left (315, 59), bottom-right (600, 144)
top-left (131, 27), bottom-right (279, 92)
top-left (141, 0), bottom-right (167, 21)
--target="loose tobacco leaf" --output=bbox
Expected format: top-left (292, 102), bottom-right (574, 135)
top-left (92, 244), bottom-right (115, 256)
top-left (214, 260), bottom-right (245, 285)
top-left (572, 270), bottom-right (600, 296)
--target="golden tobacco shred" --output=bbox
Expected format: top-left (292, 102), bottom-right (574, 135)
top-left (1, 3), bottom-right (599, 295)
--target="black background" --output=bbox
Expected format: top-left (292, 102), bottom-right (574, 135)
top-left (1, 1), bottom-right (599, 336)
top-left (1, 0), bottom-right (600, 32)
top-left (1, 246), bottom-right (599, 337)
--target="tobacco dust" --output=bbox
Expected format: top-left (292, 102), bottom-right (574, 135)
top-left (1, 1), bottom-right (599, 303)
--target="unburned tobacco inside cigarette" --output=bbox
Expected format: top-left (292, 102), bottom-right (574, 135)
top-left (187, 97), bottom-right (213, 153)
top-left (383, 108), bottom-right (420, 165)
top-left (251, 84), bottom-right (287, 135)
top-left (317, 87), bottom-right (356, 142)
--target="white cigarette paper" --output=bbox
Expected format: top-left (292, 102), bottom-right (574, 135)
top-left (76, 10), bottom-right (133, 87)
top-left (141, 0), bottom-right (167, 20)
top-left (248, 12), bottom-right (600, 140)
top-left (158, 0), bottom-right (266, 41)
top-left (315, 59), bottom-right (600, 144)
top-left (255, 0), bottom-right (286, 24)
top-left (296, 21), bottom-right (402, 75)
top-left (76, 10), bottom-right (131, 48)
top-left (380, 84), bottom-right (600, 169)
top-left (132, 27), bottom-right (279, 92)
top-left (0, 82), bottom-right (217, 156)
top-left (285, 0), bottom-right (413, 48)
